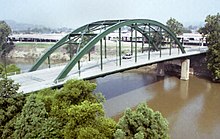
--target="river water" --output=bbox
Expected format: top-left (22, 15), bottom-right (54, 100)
top-left (2, 59), bottom-right (220, 138)
top-left (93, 67), bottom-right (220, 139)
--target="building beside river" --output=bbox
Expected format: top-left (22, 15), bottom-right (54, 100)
top-left (9, 33), bottom-right (66, 42)
top-left (9, 32), bottom-right (206, 46)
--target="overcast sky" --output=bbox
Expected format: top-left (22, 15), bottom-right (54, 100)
top-left (0, 0), bottom-right (219, 28)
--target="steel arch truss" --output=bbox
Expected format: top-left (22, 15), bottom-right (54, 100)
top-left (29, 19), bottom-right (185, 81)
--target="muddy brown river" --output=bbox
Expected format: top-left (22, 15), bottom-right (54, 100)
top-left (93, 67), bottom-right (220, 139)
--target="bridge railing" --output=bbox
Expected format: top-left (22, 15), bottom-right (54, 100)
top-left (55, 77), bottom-right (67, 84)
top-left (0, 71), bottom-right (23, 77)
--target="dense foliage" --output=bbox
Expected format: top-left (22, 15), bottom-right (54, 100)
top-left (0, 78), bottom-right (169, 138)
top-left (32, 79), bottom-right (116, 138)
top-left (166, 17), bottom-right (184, 35)
top-left (0, 21), bottom-right (14, 57)
top-left (114, 103), bottom-right (169, 139)
top-left (0, 21), bottom-right (11, 50)
top-left (0, 63), bottom-right (21, 74)
top-left (0, 76), bottom-right (25, 138)
top-left (199, 13), bottom-right (220, 81)
top-left (14, 95), bottom-right (61, 139)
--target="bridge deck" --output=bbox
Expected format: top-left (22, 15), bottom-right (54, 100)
top-left (9, 46), bottom-right (208, 94)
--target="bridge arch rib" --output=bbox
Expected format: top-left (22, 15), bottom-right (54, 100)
top-left (28, 19), bottom-right (185, 81)
top-left (55, 19), bottom-right (185, 81)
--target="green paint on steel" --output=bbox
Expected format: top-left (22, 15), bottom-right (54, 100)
top-left (130, 27), bottom-right (133, 55)
top-left (78, 61), bottom-right (80, 75)
top-left (28, 20), bottom-right (119, 72)
top-left (104, 37), bottom-right (107, 58)
top-left (29, 35), bottom-right (69, 71)
top-left (119, 28), bottom-right (122, 66)
top-left (54, 19), bottom-right (185, 81)
top-left (148, 24), bottom-right (151, 60)
top-left (142, 35), bottom-right (144, 53)
top-left (130, 25), bottom-right (159, 51)
top-left (135, 28), bottom-right (137, 63)
top-left (100, 39), bottom-right (103, 70)
top-left (48, 56), bottom-right (51, 68)
top-left (29, 24), bottom-right (88, 71)
top-left (169, 37), bottom-right (172, 55)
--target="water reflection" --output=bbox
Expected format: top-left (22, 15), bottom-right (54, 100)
top-left (93, 68), bottom-right (163, 100)
top-left (93, 68), bottom-right (220, 139)
top-left (197, 82), bottom-right (220, 134)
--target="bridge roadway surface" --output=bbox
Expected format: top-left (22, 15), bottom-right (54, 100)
top-left (9, 46), bottom-right (208, 94)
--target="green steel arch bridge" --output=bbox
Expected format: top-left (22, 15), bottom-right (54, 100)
top-left (10, 19), bottom-right (207, 93)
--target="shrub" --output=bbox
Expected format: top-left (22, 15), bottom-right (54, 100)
top-left (114, 103), bottom-right (169, 139)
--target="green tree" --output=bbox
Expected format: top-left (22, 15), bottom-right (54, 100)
top-left (14, 95), bottom-right (62, 139)
top-left (152, 31), bottom-right (164, 49)
top-left (64, 100), bottom-right (116, 139)
top-left (0, 63), bottom-right (4, 74)
top-left (0, 21), bottom-right (11, 50)
top-left (37, 79), bottom-right (115, 138)
top-left (6, 64), bottom-right (20, 74)
top-left (0, 63), bottom-right (21, 74)
top-left (114, 103), bottom-right (169, 139)
top-left (0, 75), bottom-right (25, 138)
top-left (198, 13), bottom-right (220, 81)
top-left (0, 21), bottom-right (14, 57)
top-left (166, 18), bottom-right (184, 35)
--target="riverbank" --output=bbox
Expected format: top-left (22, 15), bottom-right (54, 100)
top-left (7, 43), bottom-right (70, 61)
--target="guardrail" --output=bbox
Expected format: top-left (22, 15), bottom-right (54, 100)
top-left (55, 77), bottom-right (67, 84)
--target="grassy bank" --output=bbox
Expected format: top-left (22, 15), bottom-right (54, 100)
top-left (15, 42), bottom-right (55, 48)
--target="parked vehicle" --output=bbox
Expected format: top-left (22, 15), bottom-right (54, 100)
top-left (122, 53), bottom-right (132, 59)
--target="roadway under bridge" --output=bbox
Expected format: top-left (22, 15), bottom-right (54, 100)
top-left (8, 19), bottom-right (208, 93)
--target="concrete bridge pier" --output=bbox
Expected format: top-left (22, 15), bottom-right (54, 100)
top-left (180, 59), bottom-right (190, 80)
top-left (157, 62), bottom-right (165, 76)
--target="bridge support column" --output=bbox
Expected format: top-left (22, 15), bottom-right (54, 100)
top-left (180, 59), bottom-right (190, 80)
top-left (157, 62), bottom-right (165, 76)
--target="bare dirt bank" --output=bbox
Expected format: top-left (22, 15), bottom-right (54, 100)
top-left (7, 46), bottom-right (70, 61)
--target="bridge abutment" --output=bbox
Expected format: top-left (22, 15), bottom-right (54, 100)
top-left (157, 62), bottom-right (165, 76)
top-left (180, 59), bottom-right (190, 80)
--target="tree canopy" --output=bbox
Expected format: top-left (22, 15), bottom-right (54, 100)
top-left (166, 17), bottom-right (184, 35)
top-left (0, 21), bottom-right (11, 49)
top-left (199, 13), bottom-right (220, 81)
top-left (0, 63), bottom-right (20, 75)
top-left (0, 78), bottom-right (170, 138)
top-left (114, 103), bottom-right (169, 139)
top-left (36, 79), bottom-right (116, 138)
top-left (14, 95), bottom-right (61, 139)
top-left (0, 21), bottom-right (14, 57)
top-left (0, 76), bottom-right (25, 138)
